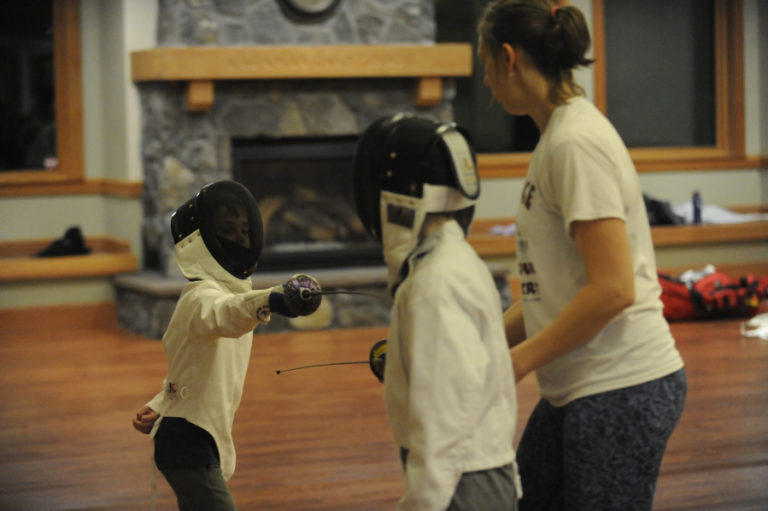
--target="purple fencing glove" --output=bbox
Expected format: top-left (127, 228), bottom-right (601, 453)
top-left (278, 273), bottom-right (322, 317)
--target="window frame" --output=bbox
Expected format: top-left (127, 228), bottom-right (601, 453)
top-left (478, 0), bottom-right (751, 178)
top-left (0, 0), bottom-right (84, 193)
top-left (593, 0), bottom-right (747, 171)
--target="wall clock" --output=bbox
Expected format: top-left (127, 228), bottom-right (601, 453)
top-left (278, 0), bottom-right (342, 19)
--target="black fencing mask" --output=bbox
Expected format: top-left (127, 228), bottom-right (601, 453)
top-left (353, 113), bottom-right (479, 291)
top-left (171, 180), bottom-right (264, 279)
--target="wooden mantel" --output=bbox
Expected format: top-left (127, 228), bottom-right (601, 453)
top-left (131, 44), bottom-right (473, 110)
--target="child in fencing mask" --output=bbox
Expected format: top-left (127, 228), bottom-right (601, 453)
top-left (353, 114), bottom-right (522, 510)
top-left (132, 180), bottom-right (321, 510)
top-left (354, 113), bottom-right (480, 294)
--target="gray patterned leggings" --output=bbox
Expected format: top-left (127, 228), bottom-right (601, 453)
top-left (516, 369), bottom-right (686, 511)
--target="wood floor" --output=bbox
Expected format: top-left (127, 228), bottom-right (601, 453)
top-left (0, 317), bottom-right (766, 510)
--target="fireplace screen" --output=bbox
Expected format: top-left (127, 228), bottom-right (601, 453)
top-left (232, 136), bottom-right (383, 272)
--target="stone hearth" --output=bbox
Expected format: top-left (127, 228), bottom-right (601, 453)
top-left (116, 265), bottom-right (512, 339)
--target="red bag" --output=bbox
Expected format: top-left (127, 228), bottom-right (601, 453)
top-left (659, 270), bottom-right (768, 321)
top-left (658, 273), bottom-right (700, 320)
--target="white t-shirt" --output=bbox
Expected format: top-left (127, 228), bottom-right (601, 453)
top-left (515, 97), bottom-right (683, 407)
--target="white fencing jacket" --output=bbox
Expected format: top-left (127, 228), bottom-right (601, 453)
top-left (147, 229), bottom-right (272, 480)
top-left (384, 221), bottom-right (520, 510)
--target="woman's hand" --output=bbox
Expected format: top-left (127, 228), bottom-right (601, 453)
top-left (132, 405), bottom-right (159, 434)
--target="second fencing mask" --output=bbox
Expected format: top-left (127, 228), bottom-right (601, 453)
top-left (171, 180), bottom-right (264, 279)
top-left (353, 113), bottom-right (479, 293)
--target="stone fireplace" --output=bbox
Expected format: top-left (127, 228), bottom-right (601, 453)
top-left (137, 0), bottom-right (457, 278)
top-left (139, 77), bottom-right (442, 277)
top-left (115, 0), bottom-right (510, 338)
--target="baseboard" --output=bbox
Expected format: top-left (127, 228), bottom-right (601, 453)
top-left (0, 302), bottom-right (118, 331)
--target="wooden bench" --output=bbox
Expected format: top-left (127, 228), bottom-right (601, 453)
top-left (0, 237), bottom-right (138, 282)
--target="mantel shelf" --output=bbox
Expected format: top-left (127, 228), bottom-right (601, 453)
top-left (131, 44), bottom-right (473, 110)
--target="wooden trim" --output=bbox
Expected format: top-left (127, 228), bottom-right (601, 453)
top-left (132, 44), bottom-right (471, 112)
top-left (631, 153), bottom-right (759, 172)
top-left (591, 0), bottom-right (606, 114)
top-left (468, 215), bottom-right (768, 258)
top-left (100, 179), bottom-right (144, 198)
top-left (0, 236), bottom-right (132, 258)
top-left (187, 80), bottom-right (215, 111)
top-left (651, 222), bottom-right (768, 247)
top-left (468, 233), bottom-right (517, 258)
top-left (660, 261), bottom-right (768, 278)
top-left (0, 0), bottom-right (84, 187)
top-left (717, 0), bottom-right (745, 156)
top-left (469, 218), bottom-right (517, 257)
top-left (0, 179), bottom-right (102, 196)
top-left (477, 153), bottom-right (530, 179)
top-left (472, 206), bottom-right (766, 227)
top-left (0, 178), bottom-right (143, 198)
top-left (589, 0), bottom-right (746, 164)
top-left (0, 302), bottom-right (117, 330)
top-left (0, 252), bottom-right (138, 282)
top-left (0, 236), bottom-right (138, 282)
top-left (415, 77), bottom-right (443, 107)
top-left (55, 0), bottom-right (85, 181)
top-left (477, 152), bottom-right (761, 179)
top-left (131, 44), bottom-right (473, 81)
top-left (472, 218), bottom-right (514, 234)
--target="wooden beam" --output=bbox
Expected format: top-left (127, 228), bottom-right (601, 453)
top-left (131, 44), bottom-right (473, 81)
top-left (415, 77), bottom-right (443, 106)
top-left (186, 80), bottom-right (215, 111)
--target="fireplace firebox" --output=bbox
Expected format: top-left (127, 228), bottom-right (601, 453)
top-left (232, 136), bottom-right (383, 272)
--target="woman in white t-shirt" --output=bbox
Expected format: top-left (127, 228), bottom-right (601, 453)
top-left (477, 1), bottom-right (686, 509)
